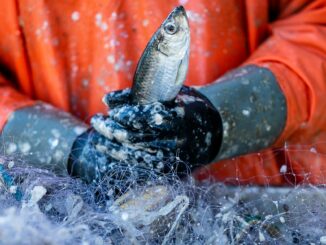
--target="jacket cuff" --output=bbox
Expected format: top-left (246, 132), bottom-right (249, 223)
top-left (0, 103), bottom-right (87, 175)
top-left (198, 65), bottom-right (287, 161)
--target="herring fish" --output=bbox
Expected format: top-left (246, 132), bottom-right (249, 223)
top-left (131, 6), bottom-right (190, 105)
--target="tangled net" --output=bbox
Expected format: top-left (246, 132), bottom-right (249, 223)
top-left (0, 144), bottom-right (326, 245)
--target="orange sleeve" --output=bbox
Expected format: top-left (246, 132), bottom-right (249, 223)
top-left (246, 0), bottom-right (326, 145)
top-left (0, 76), bottom-right (35, 130)
top-left (0, 1), bottom-right (36, 130)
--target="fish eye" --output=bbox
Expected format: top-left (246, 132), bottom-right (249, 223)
top-left (164, 23), bottom-right (178, 35)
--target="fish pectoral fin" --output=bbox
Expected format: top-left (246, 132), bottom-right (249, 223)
top-left (175, 50), bottom-right (189, 86)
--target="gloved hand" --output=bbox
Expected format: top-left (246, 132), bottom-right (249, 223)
top-left (71, 65), bottom-right (286, 185)
top-left (91, 86), bottom-right (223, 177)
top-left (68, 127), bottom-right (164, 191)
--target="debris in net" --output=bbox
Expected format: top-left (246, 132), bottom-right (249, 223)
top-left (320, 236), bottom-right (326, 244)
top-left (27, 185), bottom-right (47, 206)
top-left (0, 155), bottom-right (325, 244)
top-left (0, 160), bottom-right (23, 201)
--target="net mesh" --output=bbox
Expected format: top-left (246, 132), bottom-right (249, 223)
top-left (0, 142), bottom-right (326, 245)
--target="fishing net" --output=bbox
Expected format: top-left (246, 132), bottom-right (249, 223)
top-left (1, 141), bottom-right (326, 245)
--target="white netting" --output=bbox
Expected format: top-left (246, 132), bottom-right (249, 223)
top-left (1, 142), bottom-right (326, 245)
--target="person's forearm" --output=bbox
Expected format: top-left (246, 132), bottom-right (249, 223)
top-left (198, 65), bottom-right (287, 161)
top-left (0, 103), bottom-right (87, 175)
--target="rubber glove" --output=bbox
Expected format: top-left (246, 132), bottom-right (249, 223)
top-left (68, 127), bottom-right (168, 193)
top-left (94, 65), bottom-right (287, 175)
top-left (92, 86), bottom-right (223, 176)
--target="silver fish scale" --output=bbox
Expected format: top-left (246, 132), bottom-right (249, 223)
top-left (131, 6), bottom-right (190, 105)
top-left (132, 48), bottom-right (181, 104)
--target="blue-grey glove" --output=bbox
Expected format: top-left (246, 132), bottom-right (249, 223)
top-left (92, 86), bottom-right (223, 176)
top-left (68, 128), bottom-right (162, 192)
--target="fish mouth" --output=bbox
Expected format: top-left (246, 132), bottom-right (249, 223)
top-left (174, 6), bottom-right (186, 15)
top-left (173, 6), bottom-right (188, 19)
top-left (170, 5), bottom-right (189, 29)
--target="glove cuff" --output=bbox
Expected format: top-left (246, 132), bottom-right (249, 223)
top-left (0, 103), bottom-right (87, 175)
top-left (198, 65), bottom-right (287, 161)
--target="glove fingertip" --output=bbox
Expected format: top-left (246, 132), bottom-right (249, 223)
top-left (91, 116), bottom-right (115, 140)
top-left (90, 113), bottom-right (106, 124)
top-left (103, 88), bottom-right (131, 107)
top-left (102, 94), bottom-right (110, 107)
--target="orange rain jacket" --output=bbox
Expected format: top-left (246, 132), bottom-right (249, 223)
top-left (0, 0), bottom-right (325, 185)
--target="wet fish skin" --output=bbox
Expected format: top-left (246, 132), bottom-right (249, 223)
top-left (131, 6), bottom-right (190, 105)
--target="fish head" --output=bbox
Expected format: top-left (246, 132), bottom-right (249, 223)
top-left (156, 6), bottom-right (190, 58)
